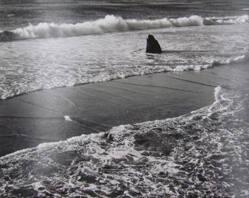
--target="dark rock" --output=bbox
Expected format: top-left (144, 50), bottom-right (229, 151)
top-left (146, 34), bottom-right (162, 54)
top-left (0, 31), bottom-right (20, 42)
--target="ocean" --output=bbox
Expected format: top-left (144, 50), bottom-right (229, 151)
top-left (1, 0), bottom-right (249, 197)
top-left (0, 0), bottom-right (249, 99)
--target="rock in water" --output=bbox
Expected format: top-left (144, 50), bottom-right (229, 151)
top-left (146, 34), bottom-right (162, 54)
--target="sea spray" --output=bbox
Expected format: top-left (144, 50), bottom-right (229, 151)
top-left (12, 15), bottom-right (203, 40)
top-left (0, 15), bottom-right (248, 41)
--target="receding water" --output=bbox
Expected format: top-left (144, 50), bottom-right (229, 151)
top-left (1, 0), bottom-right (249, 197)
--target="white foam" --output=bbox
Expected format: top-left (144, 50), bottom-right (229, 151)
top-left (12, 15), bottom-right (204, 39)
top-left (64, 115), bottom-right (72, 121)
top-left (170, 54), bottom-right (247, 73)
top-left (205, 15), bottom-right (249, 25)
top-left (211, 55), bottom-right (247, 66)
top-left (7, 14), bottom-right (248, 40)
top-left (1, 86), bottom-right (247, 197)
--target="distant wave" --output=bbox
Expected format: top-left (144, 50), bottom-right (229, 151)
top-left (0, 14), bottom-right (248, 42)
top-left (204, 15), bottom-right (249, 25)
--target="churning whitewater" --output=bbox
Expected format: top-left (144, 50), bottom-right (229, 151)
top-left (1, 0), bottom-right (249, 197)
top-left (1, 85), bottom-right (249, 197)
top-left (0, 19), bottom-right (249, 100)
top-left (0, 15), bottom-right (249, 41)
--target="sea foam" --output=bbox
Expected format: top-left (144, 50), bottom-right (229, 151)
top-left (13, 15), bottom-right (203, 39)
top-left (0, 14), bottom-right (248, 41)
top-left (1, 86), bottom-right (248, 197)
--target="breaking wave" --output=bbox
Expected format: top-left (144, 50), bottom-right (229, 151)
top-left (0, 54), bottom-right (246, 100)
top-left (0, 14), bottom-right (248, 41)
top-left (1, 85), bottom-right (248, 197)
top-left (0, 52), bottom-right (247, 101)
top-left (172, 54), bottom-right (248, 72)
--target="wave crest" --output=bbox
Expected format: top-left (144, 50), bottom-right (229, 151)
top-left (13, 15), bottom-right (203, 39)
top-left (1, 14), bottom-right (248, 41)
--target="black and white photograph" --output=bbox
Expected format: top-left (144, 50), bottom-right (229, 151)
top-left (0, 0), bottom-right (249, 197)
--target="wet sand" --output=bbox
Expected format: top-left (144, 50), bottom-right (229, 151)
top-left (0, 66), bottom-right (230, 157)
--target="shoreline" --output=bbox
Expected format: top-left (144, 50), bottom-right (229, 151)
top-left (0, 69), bottom-right (218, 157)
top-left (1, 59), bottom-right (249, 197)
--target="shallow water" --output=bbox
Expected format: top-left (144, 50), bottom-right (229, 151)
top-left (1, 67), bottom-right (249, 197)
top-left (1, 0), bottom-right (249, 29)
top-left (0, 22), bottom-right (248, 99)
top-left (1, 0), bottom-right (249, 197)
top-left (0, 1), bottom-right (249, 99)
